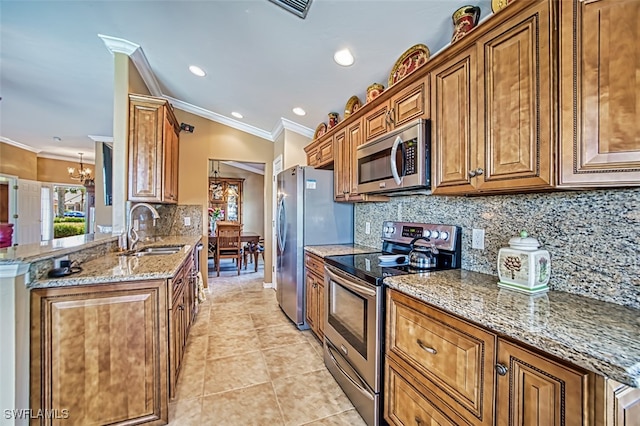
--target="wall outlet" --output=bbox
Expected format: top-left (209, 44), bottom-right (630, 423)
top-left (472, 228), bottom-right (485, 250)
top-left (54, 255), bottom-right (69, 269)
top-left (184, 216), bottom-right (191, 226)
top-left (365, 222), bottom-right (371, 234)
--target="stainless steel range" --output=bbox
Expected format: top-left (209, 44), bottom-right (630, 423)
top-left (323, 221), bottom-right (461, 426)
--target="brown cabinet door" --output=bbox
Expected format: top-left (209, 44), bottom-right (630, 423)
top-left (496, 339), bottom-right (588, 425)
top-left (606, 378), bottom-right (640, 426)
top-left (305, 270), bottom-right (318, 333)
top-left (163, 112), bottom-right (179, 203)
top-left (559, 0), bottom-right (640, 186)
top-left (129, 100), bottom-right (163, 201)
top-left (390, 77), bottom-right (429, 128)
top-left (348, 120), bottom-right (363, 196)
top-left (431, 50), bottom-right (477, 194)
top-left (317, 137), bottom-right (334, 168)
top-left (31, 281), bottom-right (168, 425)
top-left (477, 0), bottom-right (554, 192)
top-left (386, 290), bottom-right (496, 425)
top-left (317, 280), bottom-right (325, 340)
top-left (333, 130), bottom-right (349, 201)
top-left (363, 103), bottom-right (390, 142)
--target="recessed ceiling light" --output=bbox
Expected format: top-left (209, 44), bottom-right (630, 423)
top-left (292, 107), bottom-right (306, 116)
top-left (334, 48), bottom-right (354, 67)
top-left (189, 65), bottom-right (206, 77)
top-left (231, 112), bottom-right (243, 119)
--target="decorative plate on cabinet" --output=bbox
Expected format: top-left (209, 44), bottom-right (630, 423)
top-left (491, 0), bottom-right (515, 13)
top-left (313, 122), bottom-right (327, 139)
top-left (388, 44), bottom-right (430, 87)
top-left (344, 95), bottom-right (362, 118)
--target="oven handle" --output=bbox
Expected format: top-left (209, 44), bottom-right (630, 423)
top-left (326, 341), bottom-right (374, 401)
top-left (324, 266), bottom-right (376, 297)
top-left (390, 135), bottom-right (404, 185)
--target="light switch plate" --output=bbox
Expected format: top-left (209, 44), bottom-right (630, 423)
top-left (472, 228), bottom-right (485, 250)
top-left (365, 222), bottom-right (371, 234)
top-left (184, 216), bottom-right (191, 226)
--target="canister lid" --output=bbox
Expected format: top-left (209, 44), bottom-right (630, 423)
top-left (508, 230), bottom-right (540, 250)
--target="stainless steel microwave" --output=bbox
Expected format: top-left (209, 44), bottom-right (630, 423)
top-left (356, 119), bottom-right (430, 195)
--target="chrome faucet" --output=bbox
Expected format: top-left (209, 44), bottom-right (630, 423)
top-left (127, 202), bottom-right (160, 251)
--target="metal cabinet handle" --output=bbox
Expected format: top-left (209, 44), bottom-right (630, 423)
top-left (495, 363), bottom-right (508, 376)
top-left (475, 167), bottom-right (484, 176)
top-left (415, 416), bottom-right (423, 425)
top-left (468, 170), bottom-right (477, 177)
top-left (416, 339), bottom-right (437, 354)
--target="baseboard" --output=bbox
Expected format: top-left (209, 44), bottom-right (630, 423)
top-left (263, 282), bottom-right (273, 288)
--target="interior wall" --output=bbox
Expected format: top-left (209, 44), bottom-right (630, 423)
top-left (208, 162), bottom-right (265, 235)
top-left (283, 129), bottom-right (311, 169)
top-left (0, 143), bottom-right (37, 180)
top-left (36, 157), bottom-right (95, 184)
top-left (93, 142), bottom-right (112, 231)
top-left (175, 109), bottom-right (275, 285)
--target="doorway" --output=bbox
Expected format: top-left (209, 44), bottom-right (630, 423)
top-left (52, 184), bottom-right (88, 239)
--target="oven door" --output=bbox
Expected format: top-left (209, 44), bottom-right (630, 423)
top-left (324, 265), bottom-right (382, 391)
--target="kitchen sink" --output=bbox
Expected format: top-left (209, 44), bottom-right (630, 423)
top-left (119, 245), bottom-right (184, 257)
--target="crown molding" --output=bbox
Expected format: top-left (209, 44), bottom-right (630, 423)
top-left (165, 96), bottom-right (274, 141)
top-left (99, 35), bottom-right (312, 142)
top-left (37, 152), bottom-right (95, 164)
top-left (0, 137), bottom-right (41, 153)
top-left (87, 135), bottom-right (114, 143)
top-left (221, 161), bottom-right (265, 176)
top-left (98, 34), bottom-right (162, 96)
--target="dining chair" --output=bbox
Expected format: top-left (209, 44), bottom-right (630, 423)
top-left (215, 222), bottom-right (243, 276)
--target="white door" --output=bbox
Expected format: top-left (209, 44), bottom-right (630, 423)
top-left (17, 179), bottom-right (42, 245)
top-left (272, 155), bottom-right (283, 290)
top-left (40, 184), bottom-right (54, 241)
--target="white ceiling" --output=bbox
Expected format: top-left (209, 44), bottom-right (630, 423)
top-left (0, 0), bottom-right (491, 163)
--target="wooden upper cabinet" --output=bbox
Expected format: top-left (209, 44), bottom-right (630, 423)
top-left (333, 129), bottom-right (349, 201)
top-left (129, 94), bottom-right (180, 204)
top-left (431, 49), bottom-right (477, 195)
top-left (304, 134), bottom-right (333, 168)
top-left (433, 0), bottom-right (554, 195)
top-left (495, 339), bottom-right (589, 425)
top-left (364, 77), bottom-right (429, 142)
top-left (476, 0), bottom-right (554, 192)
top-left (559, 0), bottom-right (640, 186)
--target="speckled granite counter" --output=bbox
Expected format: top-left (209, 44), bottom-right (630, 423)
top-left (304, 244), bottom-right (378, 257)
top-left (384, 269), bottom-right (640, 387)
top-left (28, 235), bottom-right (202, 289)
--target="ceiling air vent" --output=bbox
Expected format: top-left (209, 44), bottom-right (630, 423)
top-left (268, 0), bottom-right (313, 19)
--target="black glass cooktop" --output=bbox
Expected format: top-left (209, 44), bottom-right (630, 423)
top-left (324, 252), bottom-right (454, 286)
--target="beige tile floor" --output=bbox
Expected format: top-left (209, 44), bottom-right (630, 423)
top-left (167, 259), bottom-right (367, 425)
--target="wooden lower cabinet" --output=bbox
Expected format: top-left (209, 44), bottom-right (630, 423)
top-left (31, 280), bottom-right (168, 426)
top-left (304, 252), bottom-right (325, 340)
top-left (495, 339), bottom-right (588, 425)
top-left (385, 289), bottom-right (640, 426)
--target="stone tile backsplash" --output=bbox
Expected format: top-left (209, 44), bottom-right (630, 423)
top-left (355, 188), bottom-right (640, 309)
top-left (132, 204), bottom-right (204, 241)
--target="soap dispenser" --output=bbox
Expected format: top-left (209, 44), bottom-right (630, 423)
top-left (497, 230), bottom-right (550, 294)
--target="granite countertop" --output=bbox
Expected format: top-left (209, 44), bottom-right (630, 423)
top-left (0, 233), bottom-right (117, 264)
top-left (304, 244), bottom-right (379, 257)
top-left (384, 269), bottom-right (640, 388)
top-left (28, 235), bottom-right (202, 289)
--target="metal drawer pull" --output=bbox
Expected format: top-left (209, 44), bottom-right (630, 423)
top-left (416, 339), bottom-right (437, 354)
top-left (415, 416), bottom-right (423, 425)
top-left (495, 363), bottom-right (508, 376)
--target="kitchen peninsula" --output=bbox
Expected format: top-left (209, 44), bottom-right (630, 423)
top-left (1, 233), bottom-right (202, 426)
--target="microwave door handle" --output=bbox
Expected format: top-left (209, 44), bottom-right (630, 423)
top-left (390, 135), bottom-right (403, 185)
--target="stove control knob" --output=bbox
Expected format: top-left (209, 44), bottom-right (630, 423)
top-left (440, 231), bottom-right (449, 241)
top-left (383, 226), bottom-right (389, 233)
top-left (423, 230), bottom-right (431, 238)
top-left (431, 230), bottom-right (440, 239)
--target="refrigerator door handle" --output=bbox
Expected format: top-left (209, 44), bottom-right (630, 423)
top-left (276, 195), bottom-right (286, 252)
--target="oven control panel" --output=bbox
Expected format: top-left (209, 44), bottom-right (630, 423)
top-left (382, 221), bottom-right (459, 252)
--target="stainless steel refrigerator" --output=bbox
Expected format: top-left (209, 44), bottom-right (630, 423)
top-left (276, 165), bottom-right (354, 328)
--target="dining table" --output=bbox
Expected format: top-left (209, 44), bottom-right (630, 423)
top-left (208, 231), bottom-right (261, 272)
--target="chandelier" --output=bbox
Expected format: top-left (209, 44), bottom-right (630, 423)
top-left (211, 160), bottom-right (238, 198)
top-left (68, 153), bottom-right (93, 183)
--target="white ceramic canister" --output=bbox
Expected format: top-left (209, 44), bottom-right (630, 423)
top-left (497, 231), bottom-right (551, 294)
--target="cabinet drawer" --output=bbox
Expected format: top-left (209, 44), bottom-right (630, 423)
top-left (385, 357), bottom-right (470, 426)
top-left (304, 252), bottom-right (325, 276)
top-left (386, 289), bottom-right (496, 425)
